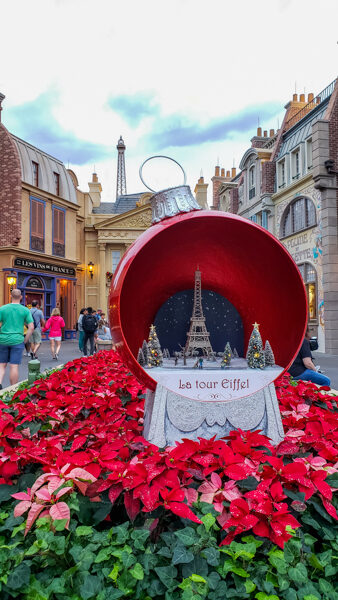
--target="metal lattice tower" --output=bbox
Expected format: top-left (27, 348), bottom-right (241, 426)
top-left (185, 268), bottom-right (214, 356)
top-left (116, 135), bottom-right (127, 199)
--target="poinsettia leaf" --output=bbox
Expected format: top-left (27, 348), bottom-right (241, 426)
top-left (14, 500), bottom-right (31, 518)
top-left (124, 491), bottom-right (140, 521)
top-left (25, 503), bottom-right (46, 536)
top-left (49, 502), bottom-right (70, 527)
top-left (108, 484), bottom-right (123, 505)
top-left (166, 501), bottom-right (202, 523)
top-left (70, 435), bottom-right (87, 452)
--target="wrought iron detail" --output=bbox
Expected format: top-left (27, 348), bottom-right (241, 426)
top-left (53, 242), bottom-right (65, 258)
top-left (31, 236), bottom-right (45, 252)
top-left (185, 268), bottom-right (214, 357)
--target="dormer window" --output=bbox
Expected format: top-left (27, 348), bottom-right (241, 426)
top-left (248, 166), bottom-right (255, 199)
top-left (292, 149), bottom-right (300, 180)
top-left (32, 161), bottom-right (39, 187)
top-left (53, 172), bottom-right (60, 196)
top-left (278, 160), bottom-right (286, 188)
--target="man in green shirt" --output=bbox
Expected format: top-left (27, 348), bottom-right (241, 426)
top-left (0, 289), bottom-right (34, 388)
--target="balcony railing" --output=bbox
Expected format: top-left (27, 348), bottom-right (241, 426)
top-left (31, 236), bottom-right (45, 253)
top-left (53, 242), bottom-right (65, 258)
top-left (285, 77), bottom-right (337, 130)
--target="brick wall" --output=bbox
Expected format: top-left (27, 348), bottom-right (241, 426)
top-left (211, 177), bottom-right (223, 209)
top-left (261, 161), bottom-right (276, 194)
top-left (0, 124), bottom-right (22, 246)
top-left (229, 188), bottom-right (239, 213)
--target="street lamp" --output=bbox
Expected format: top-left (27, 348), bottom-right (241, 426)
top-left (88, 261), bottom-right (94, 279)
top-left (7, 274), bottom-right (17, 289)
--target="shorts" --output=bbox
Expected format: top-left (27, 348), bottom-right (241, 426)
top-left (30, 329), bottom-right (42, 344)
top-left (0, 343), bottom-right (25, 365)
top-left (49, 336), bottom-right (61, 341)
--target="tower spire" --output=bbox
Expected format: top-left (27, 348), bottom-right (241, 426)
top-left (116, 135), bottom-right (127, 199)
top-left (185, 268), bottom-right (214, 357)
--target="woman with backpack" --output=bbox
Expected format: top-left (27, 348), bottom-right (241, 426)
top-left (42, 308), bottom-right (65, 360)
top-left (82, 307), bottom-right (98, 356)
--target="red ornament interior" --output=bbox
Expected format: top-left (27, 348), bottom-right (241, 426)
top-left (109, 210), bottom-right (307, 391)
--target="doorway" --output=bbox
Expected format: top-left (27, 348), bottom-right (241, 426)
top-left (25, 291), bottom-right (44, 310)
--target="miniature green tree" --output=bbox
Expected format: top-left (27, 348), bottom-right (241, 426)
top-left (147, 324), bottom-right (163, 367)
top-left (137, 348), bottom-right (145, 366)
top-left (264, 340), bottom-right (275, 366)
top-left (246, 322), bottom-right (265, 369)
top-left (221, 342), bottom-right (232, 367)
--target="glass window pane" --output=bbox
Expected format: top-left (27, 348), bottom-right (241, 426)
top-left (283, 207), bottom-right (291, 236)
top-left (112, 251), bottom-right (121, 273)
top-left (306, 199), bottom-right (316, 227)
top-left (293, 198), bottom-right (305, 232)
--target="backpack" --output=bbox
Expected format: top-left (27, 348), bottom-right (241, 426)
top-left (31, 308), bottom-right (39, 329)
top-left (82, 314), bottom-right (97, 333)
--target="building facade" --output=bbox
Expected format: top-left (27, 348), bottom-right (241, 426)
top-left (213, 78), bottom-right (338, 353)
top-left (0, 94), bottom-right (81, 337)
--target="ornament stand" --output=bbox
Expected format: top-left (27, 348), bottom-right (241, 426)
top-left (143, 383), bottom-right (284, 447)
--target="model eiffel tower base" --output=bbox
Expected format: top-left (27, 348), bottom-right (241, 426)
top-left (143, 383), bottom-right (284, 447)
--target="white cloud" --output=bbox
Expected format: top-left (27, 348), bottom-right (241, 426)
top-left (1, 0), bottom-right (337, 202)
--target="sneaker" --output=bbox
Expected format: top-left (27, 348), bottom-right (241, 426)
top-left (30, 352), bottom-right (34, 359)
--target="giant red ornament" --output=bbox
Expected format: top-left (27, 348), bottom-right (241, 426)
top-left (109, 208), bottom-right (307, 391)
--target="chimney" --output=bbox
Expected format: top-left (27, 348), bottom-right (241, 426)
top-left (88, 173), bottom-right (102, 208)
top-left (299, 93), bottom-right (305, 102)
top-left (226, 170), bottom-right (231, 178)
top-left (308, 93), bottom-right (314, 102)
top-left (215, 165), bottom-right (220, 176)
top-left (269, 129), bottom-right (275, 137)
top-left (293, 94), bottom-right (298, 101)
top-left (263, 130), bottom-right (267, 137)
top-left (221, 168), bottom-right (225, 177)
top-left (231, 167), bottom-right (236, 178)
top-left (194, 175), bottom-right (209, 210)
top-left (0, 93), bottom-right (5, 123)
top-left (257, 126), bottom-right (262, 136)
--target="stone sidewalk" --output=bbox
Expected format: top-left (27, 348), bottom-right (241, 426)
top-left (0, 339), bottom-right (82, 390)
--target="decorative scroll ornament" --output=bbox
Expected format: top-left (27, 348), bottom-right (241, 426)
top-left (139, 155), bottom-right (201, 224)
top-left (150, 185), bottom-right (201, 224)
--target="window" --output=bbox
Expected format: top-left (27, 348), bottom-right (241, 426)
top-left (306, 138), bottom-right (312, 170)
top-left (298, 262), bottom-right (317, 320)
top-left (53, 172), bottom-right (60, 196)
top-left (291, 149), bottom-right (300, 180)
top-left (53, 207), bottom-right (65, 257)
top-left (112, 251), bottom-right (121, 273)
top-left (30, 197), bottom-right (45, 252)
top-left (278, 160), bottom-right (286, 188)
top-left (261, 210), bottom-right (268, 230)
top-left (281, 197), bottom-right (316, 237)
top-left (250, 214), bottom-right (257, 223)
top-left (248, 166), bottom-right (255, 199)
top-left (32, 161), bottom-right (39, 187)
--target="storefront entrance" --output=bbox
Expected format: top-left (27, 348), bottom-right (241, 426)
top-left (25, 291), bottom-right (44, 310)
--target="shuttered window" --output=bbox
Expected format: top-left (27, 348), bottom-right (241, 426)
top-left (30, 198), bottom-right (45, 252)
top-left (53, 207), bottom-right (65, 257)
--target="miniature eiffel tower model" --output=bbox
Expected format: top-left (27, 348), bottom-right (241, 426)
top-left (185, 267), bottom-right (214, 356)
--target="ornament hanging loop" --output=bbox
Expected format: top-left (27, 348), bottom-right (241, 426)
top-left (139, 155), bottom-right (187, 193)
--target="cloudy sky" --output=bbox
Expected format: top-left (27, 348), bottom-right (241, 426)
top-left (1, 0), bottom-right (337, 203)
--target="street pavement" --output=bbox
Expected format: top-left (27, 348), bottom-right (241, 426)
top-left (0, 340), bottom-right (337, 392)
top-left (1, 339), bottom-right (82, 390)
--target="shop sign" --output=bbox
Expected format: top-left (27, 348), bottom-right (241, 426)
top-left (14, 258), bottom-right (76, 277)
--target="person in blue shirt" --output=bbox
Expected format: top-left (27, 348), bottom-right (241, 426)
top-left (288, 327), bottom-right (330, 387)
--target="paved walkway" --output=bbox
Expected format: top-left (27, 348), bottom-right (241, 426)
top-left (1, 339), bottom-right (82, 389)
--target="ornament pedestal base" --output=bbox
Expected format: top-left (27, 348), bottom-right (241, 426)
top-left (143, 383), bottom-right (284, 447)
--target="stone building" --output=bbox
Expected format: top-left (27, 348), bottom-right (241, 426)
top-left (212, 77), bottom-right (338, 353)
top-left (0, 93), bottom-right (81, 337)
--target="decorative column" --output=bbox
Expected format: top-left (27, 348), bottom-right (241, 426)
top-left (99, 243), bottom-right (107, 312)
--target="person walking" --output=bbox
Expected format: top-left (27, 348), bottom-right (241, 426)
top-left (42, 308), bottom-right (65, 360)
top-left (82, 307), bottom-right (98, 356)
top-left (288, 326), bottom-right (331, 387)
top-left (77, 308), bottom-right (87, 353)
top-left (29, 300), bottom-right (45, 359)
top-left (0, 289), bottom-right (34, 388)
